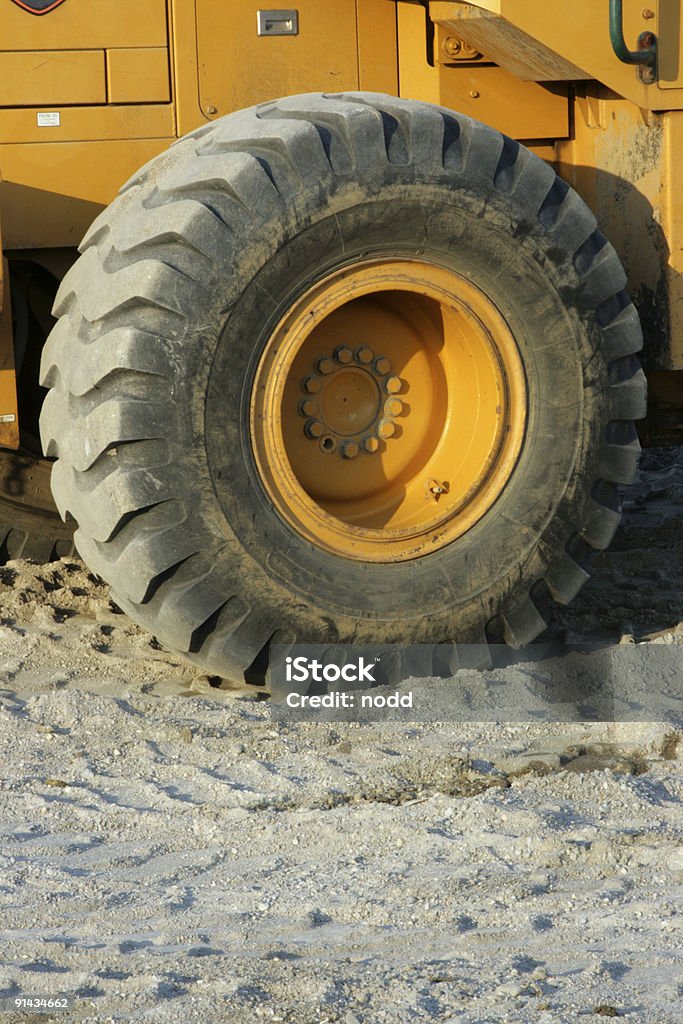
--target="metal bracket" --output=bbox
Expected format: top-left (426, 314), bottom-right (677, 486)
top-left (257, 9), bottom-right (299, 37)
top-left (609, 0), bottom-right (657, 84)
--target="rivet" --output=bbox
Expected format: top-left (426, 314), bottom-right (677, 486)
top-left (302, 376), bottom-right (321, 394)
top-left (374, 356), bottom-right (392, 375)
top-left (341, 441), bottom-right (359, 459)
top-left (362, 436), bottom-right (380, 454)
top-left (385, 397), bottom-right (403, 417)
top-left (377, 419), bottom-right (396, 440)
top-left (469, 89), bottom-right (480, 99)
top-left (298, 399), bottom-right (317, 417)
top-left (642, 8), bottom-right (655, 18)
top-left (385, 375), bottom-right (403, 394)
top-left (334, 345), bottom-right (353, 364)
top-left (304, 419), bottom-right (324, 439)
top-left (316, 357), bottom-right (336, 375)
top-left (355, 346), bottom-right (374, 365)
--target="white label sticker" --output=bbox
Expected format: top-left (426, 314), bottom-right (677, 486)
top-left (0, 414), bottom-right (16, 423)
top-left (37, 111), bottom-right (60, 127)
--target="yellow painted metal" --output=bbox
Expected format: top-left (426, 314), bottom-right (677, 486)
top-left (658, 111), bottom-right (683, 368)
top-left (0, 103), bottom-right (174, 146)
top-left (357, 0), bottom-right (399, 94)
top-left (657, 0), bottom-right (683, 90)
top-left (106, 48), bottom-right (171, 105)
top-left (170, 0), bottom-right (206, 137)
top-left (195, 0), bottom-right (359, 120)
top-left (429, 1), bottom-right (683, 111)
top-left (2, 0), bottom-right (168, 50)
top-left (556, 90), bottom-right (683, 370)
top-left (0, 51), bottom-right (106, 108)
top-left (398, 2), bottom-right (569, 139)
top-left (0, 139), bottom-right (174, 248)
top-left (0, 256), bottom-right (20, 451)
top-left (251, 258), bottom-right (527, 562)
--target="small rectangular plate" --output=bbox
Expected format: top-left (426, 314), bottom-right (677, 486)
top-left (257, 9), bottom-right (299, 36)
top-left (37, 111), bottom-right (60, 127)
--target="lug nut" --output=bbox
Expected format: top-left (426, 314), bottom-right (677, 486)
top-left (355, 346), bottom-right (374, 365)
top-left (341, 441), bottom-right (359, 459)
top-left (316, 357), bottom-right (335, 375)
top-left (302, 376), bottom-right (321, 394)
top-left (385, 375), bottom-right (403, 394)
top-left (298, 398), bottom-right (317, 417)
top-left (334, 345), bottom-right (353, 364)
top-left (374, 356), bottom-right (392, 375)
top-left (384, 397), bottom-right (403, 417)
top-left (377, 419), bottom-right (396, 440)
top-left (304, 419), bottom-right (324, 439)
top-left (362, 436), bottom-right (380, 454)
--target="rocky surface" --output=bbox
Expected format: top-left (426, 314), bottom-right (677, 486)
top-left (0, 446), bottom-right (680, 1022)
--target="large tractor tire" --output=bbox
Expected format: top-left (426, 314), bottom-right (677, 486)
top-left (39, 93), bottom-right (646, 683)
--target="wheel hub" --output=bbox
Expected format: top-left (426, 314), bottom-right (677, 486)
top-left (250, 258), bottom-right (527, 562)
top-left (298, 346), bottom-right (406, 458)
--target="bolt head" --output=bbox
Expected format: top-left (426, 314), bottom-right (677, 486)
top-left (374, 356), bottom-right (392, 376)
top-left (341, 441), bottom-right (359, 459)
top-left (385, 375), bottom-right (403, 395)
top-left (362, 436), bottom-right (380, 454)
top-left (303, 376), bottom-right (321, 394)
top-left (334, 345), bottom-right (353, 365)
top-left (316, 357), bottom-right (336, 375)
top-left (304, 419), bottom-right (324, 439)
top-left (355, 346), bottom-right (374, 365)
top-left (377, 419), bottom-right (396, 440)
top-left (444, 36), bottom-right (462, 58)
top-left (384, 397), bottom-right (403, 417)
top-left (298, 399), bottom-right (317, 418)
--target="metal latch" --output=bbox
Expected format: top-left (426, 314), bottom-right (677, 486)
top-left (257, 9), bottom-right (299, 36)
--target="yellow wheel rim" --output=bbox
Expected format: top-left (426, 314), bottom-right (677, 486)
top-left (250, 258), bottom-right (527, 562)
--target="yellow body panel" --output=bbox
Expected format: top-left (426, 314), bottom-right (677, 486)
top-left (2, 0), bottom-right (169, 50)
top-left (0, 139), bottom-right (174, 248)
top-left (0, 51), bottom-right (106, 108)
top-left (0, 104), bottom-right (174, 146)
top-left (358, 0), bottom-right (399, 94)
top-left (195, 0), bottom-right (359, 119)
top-left (106, 48), bottom-right (171, 105)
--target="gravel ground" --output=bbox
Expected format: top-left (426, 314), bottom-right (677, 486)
top-left (0, 446), bottom-right (681, 1023)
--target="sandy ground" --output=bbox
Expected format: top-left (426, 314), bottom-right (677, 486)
top-left (0, 446), bottom-right (681, 1023)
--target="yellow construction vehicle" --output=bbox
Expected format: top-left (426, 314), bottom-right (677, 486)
top-left (0, 1), bottom-right (679, 682)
